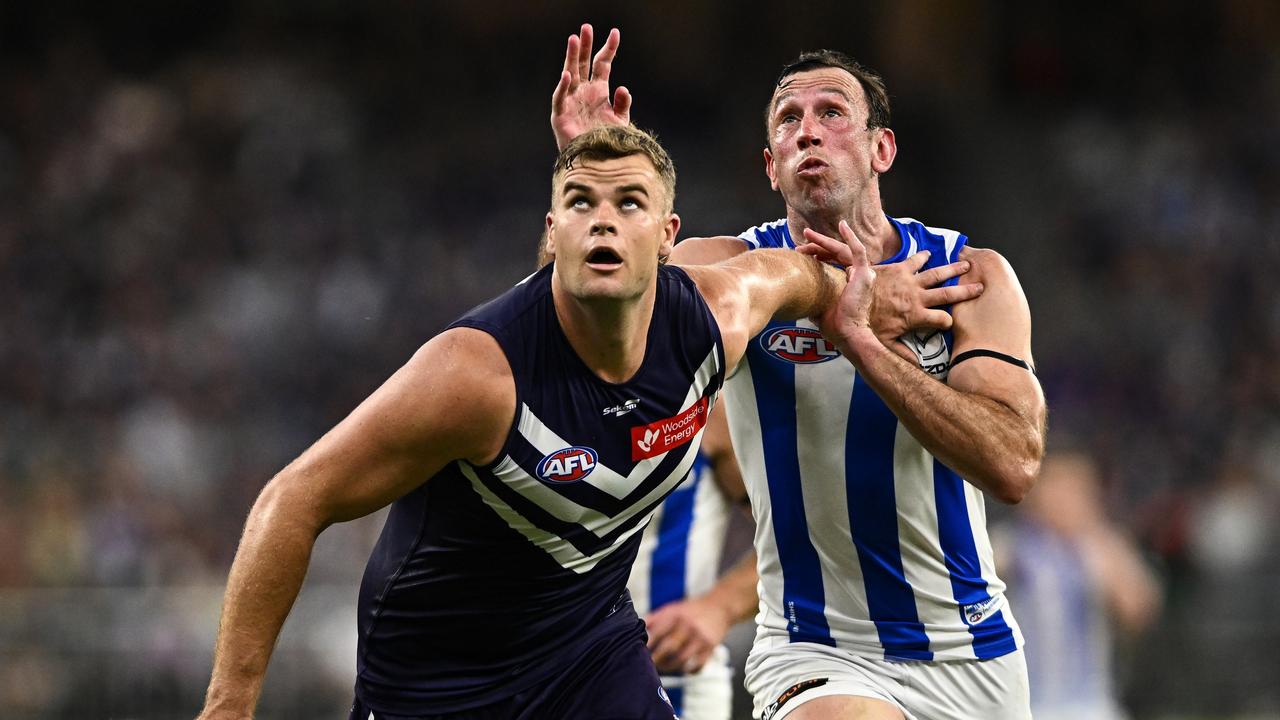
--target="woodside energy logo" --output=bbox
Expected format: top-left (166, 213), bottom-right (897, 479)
top-left (630, 397), bottom-right (710, 462)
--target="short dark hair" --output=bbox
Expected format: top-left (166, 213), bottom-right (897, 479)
top-left (764, 50), bottom-right (891, 135)
top-left (551, 125), bottom-right (677, 213)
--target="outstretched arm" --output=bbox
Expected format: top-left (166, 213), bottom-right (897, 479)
top-left (800, 224), bottom-right (1045, 504)
top-left (197, 329), bottom-right (514, 719)
top-left (680, 248), bottom-right (845, 371)
top-left (551, 23), bottom-right (631, 150)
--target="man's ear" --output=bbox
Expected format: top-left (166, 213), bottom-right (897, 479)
top-left (544, 212), bottom-right (556, 256)
top-left (764, 147), bottom-right (778, 191)
top-left (660, 213), bottom-right (680, 260)
top-left (536, 220), bottom-right (555, 268)
top-left (871, 128), bottom-right (897, 175)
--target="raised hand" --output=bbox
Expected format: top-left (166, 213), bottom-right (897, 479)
top-left (551, 24), bottom-right (632, 150)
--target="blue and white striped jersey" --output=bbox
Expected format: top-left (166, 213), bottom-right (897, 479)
top-left (627, 450), bottom-right (732, 617)
top-left (729, 216), bottom-right (1022, 662)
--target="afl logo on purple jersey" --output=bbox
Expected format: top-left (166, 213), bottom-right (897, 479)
top-left (536, 446), bottom-right (598, 483)
top-left (761, 326), bottom-right (841, 364)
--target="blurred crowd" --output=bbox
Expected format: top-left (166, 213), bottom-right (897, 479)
top-left (1, 2), bottom-right (1277, 718)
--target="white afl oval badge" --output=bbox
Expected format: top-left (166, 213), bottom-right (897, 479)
top-left (536, 446), bottom-right (598, 483)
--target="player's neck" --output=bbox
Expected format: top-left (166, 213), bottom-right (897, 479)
top-left (787, 200), bottom-right (899, 264)
top-left (551, 282), bottom-right (656, 384)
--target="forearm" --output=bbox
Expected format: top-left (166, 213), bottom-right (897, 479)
top-left (842, 331), bottom-right (1042, 503)
top-left (700, 550), bottom-right (759, 626)
top-left (202, 483), bottom-right (322, 716)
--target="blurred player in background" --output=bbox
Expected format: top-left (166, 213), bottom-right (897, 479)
top-left (552, 25), bottom-right (1044, 720)
top-left (196, 123), bottom-right (867, 719)
top-left (995, 450), bottom-right (1162, 720)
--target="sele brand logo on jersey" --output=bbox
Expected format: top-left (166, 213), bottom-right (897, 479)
top-left (536, 446), bottom-right (598, 483)
top-left (631, 397), bottom-right (710, 461)
top-left (761, 326), bottom-right (841, 364)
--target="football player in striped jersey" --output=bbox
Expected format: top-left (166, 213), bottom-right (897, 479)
top-left (551, 24), bottom-right (1045, 720)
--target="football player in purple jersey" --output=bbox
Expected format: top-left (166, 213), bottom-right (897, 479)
top-left (198, 117), bottom-right (879, 717)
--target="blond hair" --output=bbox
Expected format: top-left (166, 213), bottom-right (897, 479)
top-left (551, 125), bottom-right (677, 213)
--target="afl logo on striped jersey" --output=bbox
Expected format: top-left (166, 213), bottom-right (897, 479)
top-left (536, 446), bottom-right (598, 483)
top-left (760, 326), bottom-right (841, 364)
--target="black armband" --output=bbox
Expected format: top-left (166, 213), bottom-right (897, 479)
top-left (950, 349), bottom-right (1035, 374)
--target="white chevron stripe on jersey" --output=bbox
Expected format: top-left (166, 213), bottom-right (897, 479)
top-left (486, 453), bottom-right (613, 528)
top-left (515, 346), bottom-right (721, 499)
top-left (459, 461), bottom-right (656, 574)
top-left (484, 426), bottom-right (706, 536)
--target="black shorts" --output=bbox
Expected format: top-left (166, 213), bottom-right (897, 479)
top-left (348, 620), bottom-right (677, 720)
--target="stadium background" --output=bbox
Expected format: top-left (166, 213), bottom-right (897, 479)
top-left (1, 1), bottom-right (1277, 717)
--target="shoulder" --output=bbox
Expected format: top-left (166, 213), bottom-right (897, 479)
top-left (660, 264), bottom-right (737, 348)
top-left (957, 246), bottom-right (1022, 290)
top-left (669, 235), bottom-right (750, 266)
top-left (420, 325), bottom-right (509, 365)
top-left (949, 246), bottom-right (1033, 360)
top-left (675, 262), bottom-right (742, 314)
top-left (406, 327), bottom-right (516, 464)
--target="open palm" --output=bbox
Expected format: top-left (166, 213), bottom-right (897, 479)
top-left (551, 24), bottom-right (632, 150)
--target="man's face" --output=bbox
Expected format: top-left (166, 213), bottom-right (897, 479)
top-left (545, 155), bottom-right (678, 303)
top-left (763, 67), bottom-right (894, 214)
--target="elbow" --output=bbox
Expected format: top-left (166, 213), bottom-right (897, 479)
top-left (250, 470), bottom-right (327, 535)
top-left (988, 456), bottom-right (1041, 505)
top-left (987, 420), bottom-right (1044, 505)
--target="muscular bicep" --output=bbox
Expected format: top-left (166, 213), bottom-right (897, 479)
top-left (947, 248), bottom-right (1044, 428)
top-left (274, 328), bottom-right (515, 526)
